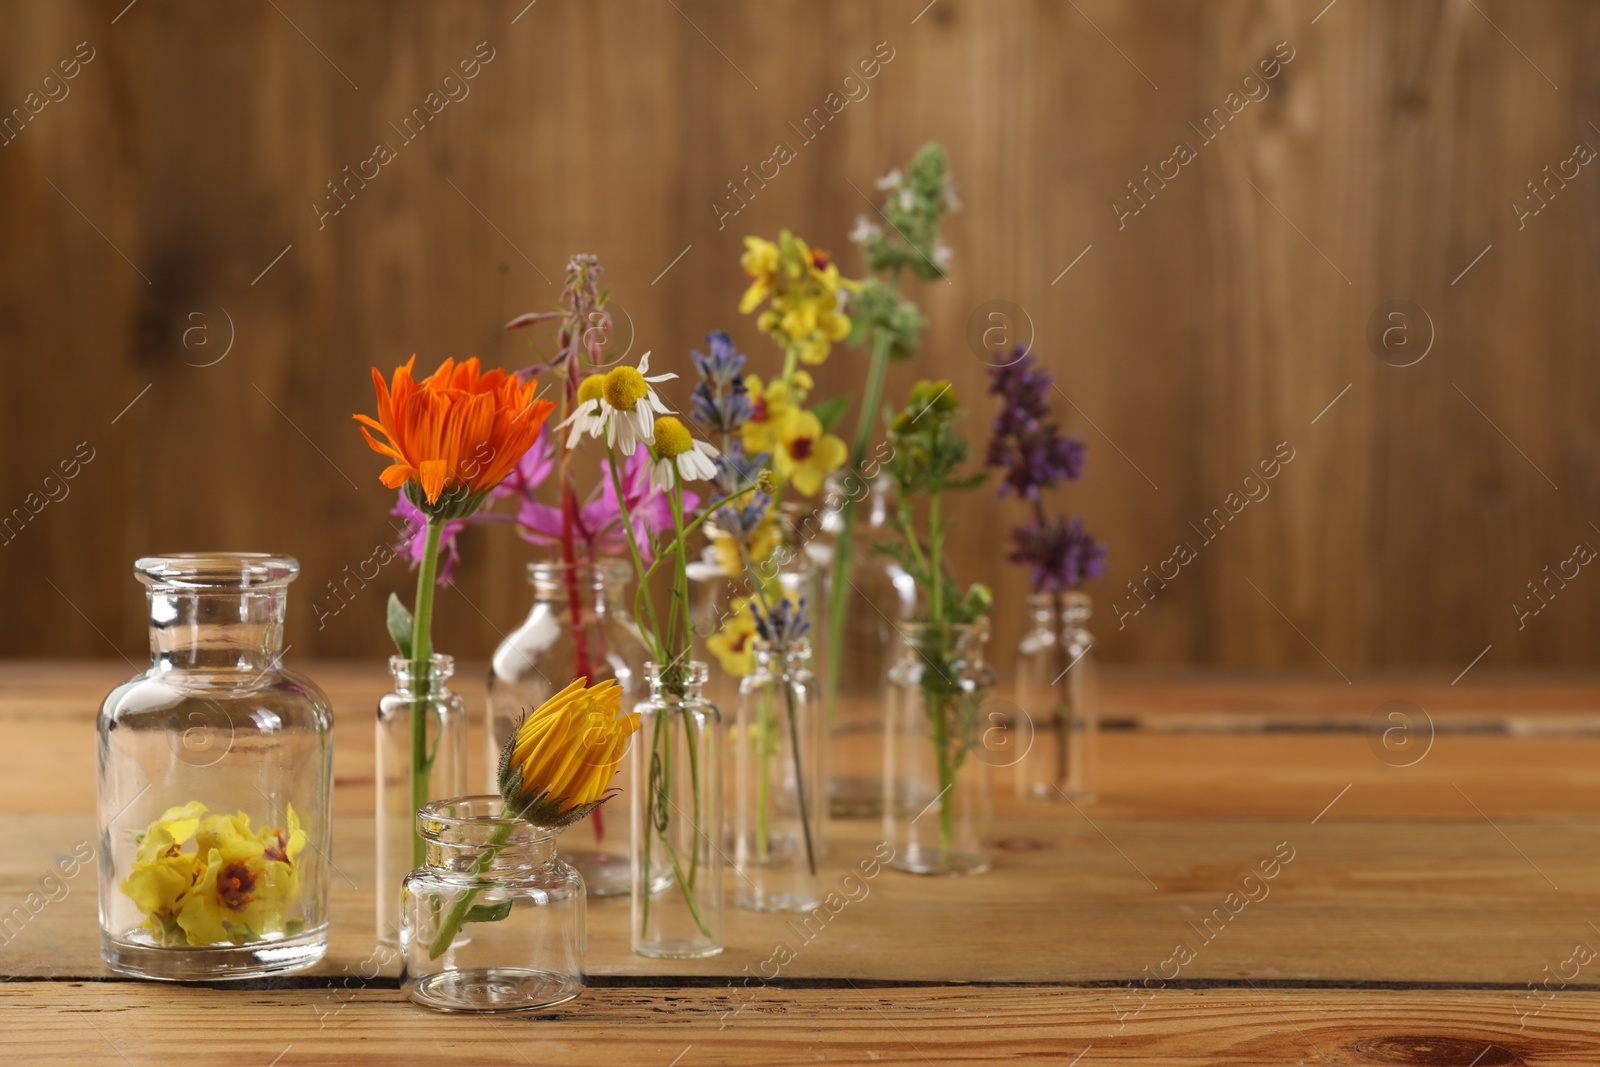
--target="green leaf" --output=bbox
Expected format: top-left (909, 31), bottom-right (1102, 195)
top-left (463, 900), bottom-right (514, 924)
top-left (387, 593), bottom-right (414, 659)
top-left (811, 395), bottom-right (853, 435)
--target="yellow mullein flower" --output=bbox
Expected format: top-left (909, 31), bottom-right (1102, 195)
top-left (498, 677), bottom-right (640, 828)
top-left (775, 409), bottom-right (848, 496)
top-left (120, 804), bottom-right (208, 939)
top-left (711, 509), bottom-right (783, 577)
top-left (176, 806), bottom-right (306, 945)
top-left (738, 236), bottom-right (781, 313)
top-left (739, 371), bottom-right (812, 455)
top-left (739, 230), bottom-right (860, 365)
top-left (707, 597), bottom-right (760, 676)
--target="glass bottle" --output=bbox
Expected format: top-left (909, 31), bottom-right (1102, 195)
top-left (883, 619), bottom-right (997, 876)
top-left (486, 558), bottom-right (648, 898)
top-left (733, 638), bottom-right (826, 912)
top-left (377, 655), bottom-right (468, 944)
top-left (1015, 592), bottom-right (1099, 802)
top-left (401, 796), bottom-right (585, 1012)
top-left (631, 661), bottom-right (723, 958)
top-left (97, 553), bottom-right (332, 980)
top-left (816, 471), bottom-right (915, 818)
top-left (691, 507), bottom-right (823, 721)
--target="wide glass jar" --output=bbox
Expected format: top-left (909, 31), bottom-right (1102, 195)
top-left (1014, 592), bottom-right (1100, 803)
top-left (486, 558), bottom-right (647, 898)
top-left (883, 620), bottom-right (996, 876)
top-left (632, 661), bottom-right (723, 958)
top-left (377, 655), bottom-right (468, 944)
top-left (96, 553), bottom-right (332, 980)
top-left (815, 471), bottom-right (915, 817)
top-left (733, 638), bottom-right (826, 912)
top-left (400, 797), bottom-right (585, 1013)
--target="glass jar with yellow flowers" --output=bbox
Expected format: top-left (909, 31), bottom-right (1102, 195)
top-left (97, 554), bottom-right (332, 980)
top-left (402, 678), bottom-right (637, 1012)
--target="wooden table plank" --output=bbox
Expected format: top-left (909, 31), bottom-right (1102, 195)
top-left (3, 984), bottom-right (1597, 1065)
top-left (6, 662), bottom-right (1600, 1060)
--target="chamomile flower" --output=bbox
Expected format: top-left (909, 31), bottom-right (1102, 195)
top-left (559, 352), bottom-right (675, 454)
top-left (650, 415), bottom-right (719, 490)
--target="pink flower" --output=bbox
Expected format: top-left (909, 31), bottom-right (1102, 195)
top-left (515, 445), bottom-right (693, 564)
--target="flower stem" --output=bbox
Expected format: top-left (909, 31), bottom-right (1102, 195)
top-left (426, 817), bottom-right (515, 960)
top-left (410, 519), bottom-right (443, 870)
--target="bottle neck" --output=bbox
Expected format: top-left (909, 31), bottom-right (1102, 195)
top-left (390, 655), bottom-right (455, 696)
top-left (148, 592), bottom-right (285, 672)
top-left (1027, 592), bottom-right (1092, 631)
top-left (423, 830), bottom-right (557, 872)
top-left (529, 561), bottom-right (631, 615)
top-left (646, 660), bottom-right (709, 701)
top-left (753, 640), bottom-right (811, 676)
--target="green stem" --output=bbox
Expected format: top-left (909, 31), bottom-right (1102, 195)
top-left (780, 671), bottom-right (817, 875)
top-left (929, 489), bottom-right (944, 626)
top-left (826, 333), bottom-right (893, 715)
top-left (410, 519), bottom-right (443, 870)
top-left (426, 817), bottom-right (514, 959)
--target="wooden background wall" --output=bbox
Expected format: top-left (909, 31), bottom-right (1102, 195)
top-left (3, 0), bottom-right (1598, 675)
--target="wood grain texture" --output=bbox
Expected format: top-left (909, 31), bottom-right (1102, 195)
top-left (5, 985), bottom-right (1600, 1066)
top-left (2, 0), bottom-right (1599, 676)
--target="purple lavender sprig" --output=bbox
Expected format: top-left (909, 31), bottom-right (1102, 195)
top-left (987, 347), bottom-right (1106, 592)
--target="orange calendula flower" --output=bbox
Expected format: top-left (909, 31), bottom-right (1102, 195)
top-left (354, 356), bottom-right (555, 513)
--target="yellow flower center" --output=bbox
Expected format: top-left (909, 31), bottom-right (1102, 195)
top-left (577, 374), bottom-right (606, 405)
top-left (603, 366), bottom-right (648, 410)
top-left (653, 416), bottom-right (694, 458)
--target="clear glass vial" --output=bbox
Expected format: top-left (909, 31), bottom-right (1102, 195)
top-left (1014, 592), bottom-right (1100, 803)
top-left (733, 639), bottom-right (826, 911)
top-left (632, 661), bottom-right (723, 958)
top-left (97, 553), bottom-right (332, 980)
top-left (816, 471), bottom-right (916, 818)
top-left (401, 797), bottom-right (585, 1013)
top-left (486, 559), bottom-right (647, 898)
top-left (883, 620), bottom-right (996, 876)
top-left (377, 654), bottom-right (468, 944)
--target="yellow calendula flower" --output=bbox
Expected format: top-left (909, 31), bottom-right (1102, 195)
top-left (775, 409), bottom-right (848, 496)
top-left (121, 802), bottom-right (308, 946)
top-left (707, 598), bottom-right (760, 677)
top-left (739, 230), bottom-right (859, 365)
top-left (740, 371), bottom-right (811, 455)
top-left (498, 677), bottom-right (640, 828)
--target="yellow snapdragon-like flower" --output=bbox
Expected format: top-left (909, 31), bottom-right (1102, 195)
top-left (707, 597), bottom-right (760, 677)
top-left (775, 409), bottom-right (848, 497)
top-left (120, 802), bottom-right (309, 946)
top-left (498, 677), bottom-right (640, 828)
top-left (739, 230), bottom-right (859, 365)
top-left (739, 372), bottom-right (811, 455)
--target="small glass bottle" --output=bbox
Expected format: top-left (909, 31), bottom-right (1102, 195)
top-left (816, 471), bottom-right (916, 818)
top-left (377, 655), bottom-right (468, 944)
top-left (400, 796), bottom-right (585, 1013)
top-left (486, 558), bottom-right (648, 898)
top-left (733, 638), bottom-right (826, 912)
top-left (631, 661), bottom-right (723, 958)
top-left (1015, 592), bottom-right (1100, 803)
top-left (883, 620), bottom-right (997, 876)
top-left (97, 553), bottom-right (332, 980)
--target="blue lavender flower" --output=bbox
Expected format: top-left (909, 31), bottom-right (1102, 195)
top-left (713, 440), bottom-right (769, 497)
top-left (690, 331), bottom-right (752, 435)
top-left (750, 595), bottom-right (811, 648)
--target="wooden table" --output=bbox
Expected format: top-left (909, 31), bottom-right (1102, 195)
top-left (4, 663), bottom-right (1600, 1064)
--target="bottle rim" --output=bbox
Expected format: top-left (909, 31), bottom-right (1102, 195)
top-left (135, 553), bottom-right (299, 590)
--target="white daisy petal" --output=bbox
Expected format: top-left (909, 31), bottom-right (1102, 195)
top-left (652, 457), bottom-right (675, 491)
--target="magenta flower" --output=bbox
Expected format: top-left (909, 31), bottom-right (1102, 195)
top-left (516, 445), bottom-right (692, 564)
